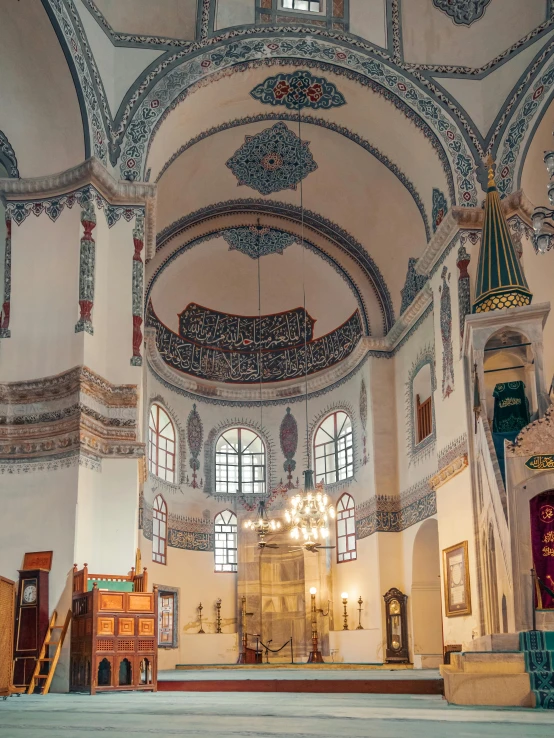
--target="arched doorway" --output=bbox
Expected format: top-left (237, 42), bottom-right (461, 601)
top-left (412, 519), bottom-right (443, 667)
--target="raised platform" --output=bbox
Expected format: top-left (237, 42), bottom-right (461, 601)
top-left (159, 666), bottom-right (444, 695)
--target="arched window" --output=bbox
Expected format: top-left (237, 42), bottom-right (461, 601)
top-left (152, 495), bottom-right (167, 565)
top-left (314, 411), bottom-right (353, 485)
top-left (148, 404), bottom-right (176, 483)
top-left (336, 493), bottom-right (357, 563)
top-left (216, 428), bottom-right (266, 494)
top-left (214, 510), bottom-right (238, 572)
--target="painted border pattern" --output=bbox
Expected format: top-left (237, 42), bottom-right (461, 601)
top-left (117, 38), bottom-right (477, 206)
top-left (153, 198), bottom-right (392, 333)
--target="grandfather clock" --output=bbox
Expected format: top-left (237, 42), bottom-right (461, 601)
top-left (13, 569), bottom-right (49, 688)
top-left (383, 587), bottom-right (409, 664)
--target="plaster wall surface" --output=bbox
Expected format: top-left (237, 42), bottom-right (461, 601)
top-left (435, 467), bottom-right (480, 647)
top-left (215, 0), bottom-right (255, 30)
top-left (74, 460), bottom-right (139, 574)
top-left (393, 310), bottom-right (436, 493)
top-left (349, 0), bottom-right (387, 49)
top-left (0, 1), bottom-right (84, 176)
top-left (429, 234), bottom-right (476, 453)
top-left (74, 0), bottom-right (164, 120)
top-left (0, 210), bottom-right (83, 382)
top-left (401, 0), bottom-right (546, 68)
top-left (141, 532), bottom-right (238, 668)
top-left (403, 518), bottom-right (443, 661)
top-left (93, 0), bottom-right (197, 40)
top-left (0, 465), bottom-right (80, 693)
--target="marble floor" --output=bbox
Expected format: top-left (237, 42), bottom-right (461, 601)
top-left (0, 692), bottom-right (551, 738)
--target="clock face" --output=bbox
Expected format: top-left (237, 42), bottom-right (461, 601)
top-left (389, 599), bottom-right (400, 615)
top-left (22, 582), bottom-right (37, 604)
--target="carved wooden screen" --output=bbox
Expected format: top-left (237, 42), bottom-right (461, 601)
top-left (417, 395), bottom-right (433, 443)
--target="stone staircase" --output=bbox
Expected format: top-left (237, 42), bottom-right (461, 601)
top-left (520, 631), bottom-right (554, 709)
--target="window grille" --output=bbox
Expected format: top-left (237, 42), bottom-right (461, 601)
top-left (314, 411), bottom-right (354, 485)
top-left (214, 510), bottom-right (238, 572)
top-left (152, 495), bottom-right (167, 565)
top-left (148, 404), bottom-right (176, 483)
top-left (336, 493), bottom-right (357, 563)
top-left (216, 428), bottom-right (266, 494)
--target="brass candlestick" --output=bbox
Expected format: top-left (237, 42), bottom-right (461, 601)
top-left (341, 592), bottom-right (349, 630)
top-left (237, 595), bottom-right (250, 663)
top-left (215, 598), bottom-right (222, 634)
top-left (197, 602), bottom-right (205, 634)
top-left (357, 596), bottom-right (364, 629)
top-left (307, 587), bottom-right (324, 663)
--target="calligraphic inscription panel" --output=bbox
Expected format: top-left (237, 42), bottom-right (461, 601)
top-left (526, 456), bottom-right (554, 471)
top-left (179, 303), bottom-right (314, 352)
top-left (149, 303), bottom-right (363, 384)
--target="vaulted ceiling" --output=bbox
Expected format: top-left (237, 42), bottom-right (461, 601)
top-left (1, 0), bottom-right (554, 378)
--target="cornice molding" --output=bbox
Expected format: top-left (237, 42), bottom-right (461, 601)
top-left (0, 157), bottom-right (156, 203)
top-left (0, 157), bottom-right (157, 256)
top-left (430, 454), bottom-right (468, 490)
top-left (415, 189), bottom-right (533, 277)
top-left (362, 283), bottom-right (433, 355)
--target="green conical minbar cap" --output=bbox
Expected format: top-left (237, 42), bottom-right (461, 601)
top-left (472, 158), bottom-right (532, 313)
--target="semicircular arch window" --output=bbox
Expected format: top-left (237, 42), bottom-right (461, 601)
top-left (314, 411), bottom-right (353, 485)
top-left (215, 428), bottom-right (266, 494)
top-left (148, 404), bottom-right (176, 483)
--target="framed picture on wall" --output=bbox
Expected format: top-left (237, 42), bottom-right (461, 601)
top-left (443, 541), bottom-right (471, 617)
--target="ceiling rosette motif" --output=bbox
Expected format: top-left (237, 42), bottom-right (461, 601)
top-left (250, 70), bottom-right (346, 111)
top-left (221, 226), bottom-right (297, 259)
top-left (226, 122), bottom-right (318, 196)
top-left (432, 0), bottom-right (492, 26)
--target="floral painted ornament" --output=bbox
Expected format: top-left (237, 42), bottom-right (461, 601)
top-left (226, 122), bottom-right (318, 196)
top-left (250, 70), bottom-right (346, 110)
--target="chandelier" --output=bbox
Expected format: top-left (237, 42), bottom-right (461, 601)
top-left (244, 499), bottom-right (281, 536)
top-left (285, 470), bottom-right (335, 543)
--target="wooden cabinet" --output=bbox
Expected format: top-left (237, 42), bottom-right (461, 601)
top-left (70, 566), bottom-right (157, 694)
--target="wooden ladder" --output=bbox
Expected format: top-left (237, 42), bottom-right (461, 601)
top-left (27, 609), bottom-right (71, 695)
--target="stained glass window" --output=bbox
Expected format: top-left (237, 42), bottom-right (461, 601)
top-left (216, 428), bottom-right (266, 494)
top-left (214, 510), bottom-right (238, 573)
top-left (336, 493), bottom-right (357, 563)
top-left (314, 411), bottom-right (353, 485)
top-left (152, 495), bottom-right (167, 565)
top-left (148, 404), bottom-right (176, 483)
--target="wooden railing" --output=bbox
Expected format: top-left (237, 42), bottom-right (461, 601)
top-left (417, 395), bottom-right (433, 443)
top-left (73, 564), bottom-right (148, 594)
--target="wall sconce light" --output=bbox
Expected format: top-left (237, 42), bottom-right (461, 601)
top-left (215, 598), bottom-right (222, 634)
top-left (197, 602), bottom-right (205, 634)
top-left (341, 592), bottom-right (349, 630)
